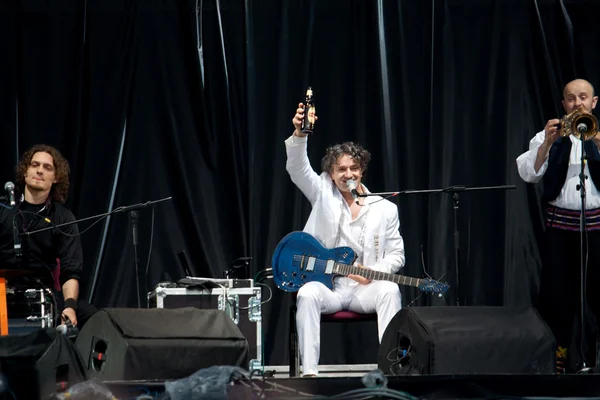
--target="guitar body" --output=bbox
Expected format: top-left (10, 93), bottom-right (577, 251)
top-left (272, 231), bottom-right (450, 295)
top-left (271, 231), bottom-right (355, 292)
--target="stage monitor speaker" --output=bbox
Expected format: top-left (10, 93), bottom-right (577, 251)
top-left (0, 328), bottom-right (88, 399)
top-left (74, 307), bottom-right (249, 380)
top-left (378, 306), bottom-right (556, 375)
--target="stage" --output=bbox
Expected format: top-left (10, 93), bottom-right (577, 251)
top-left (102, 372), bottom-right (600, 399)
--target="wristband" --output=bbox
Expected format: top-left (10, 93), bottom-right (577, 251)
top-left (64, 298), bottom-right (78, 311)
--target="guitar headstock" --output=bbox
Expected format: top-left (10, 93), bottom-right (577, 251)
top-left (418, 278), bottom-right (450, 295)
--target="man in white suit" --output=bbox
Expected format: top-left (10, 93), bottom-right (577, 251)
top-left (285, 103), bottom-right (405, 377)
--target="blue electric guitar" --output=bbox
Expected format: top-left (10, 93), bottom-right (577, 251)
top-left (272, 231), bottom-right (449, 295)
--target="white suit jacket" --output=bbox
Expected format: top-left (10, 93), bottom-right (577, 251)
top-left (285, 134), bottom-right (405, 275)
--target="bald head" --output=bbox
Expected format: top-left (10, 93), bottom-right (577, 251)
top-left (563, 79), bottom-right (595, 98)
top-left (562, 79), bottom-right (598, 114)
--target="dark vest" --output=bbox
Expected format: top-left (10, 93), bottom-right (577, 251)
top-left (543, 137), bottom-right (600, 203)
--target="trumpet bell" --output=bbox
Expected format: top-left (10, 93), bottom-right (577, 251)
top-left (560, 107), bottom-right (598, 140)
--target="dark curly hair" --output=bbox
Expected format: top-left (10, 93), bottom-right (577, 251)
top-left (321, 142), bottom-right (371, 175)
top-left (15, 144), bottom-right (71, 204)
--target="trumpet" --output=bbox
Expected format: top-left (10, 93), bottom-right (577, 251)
top-left (560, 107), bottom-right (598, 140)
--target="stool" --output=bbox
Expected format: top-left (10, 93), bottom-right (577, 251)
top-left (289, 304), bottom-right (377, 377)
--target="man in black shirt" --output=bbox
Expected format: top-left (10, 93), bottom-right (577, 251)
top-left (0, 144), bottom-right (96, 327)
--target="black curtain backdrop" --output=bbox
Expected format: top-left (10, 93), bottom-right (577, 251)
top-left (1, 0), bottom-right (600, 366)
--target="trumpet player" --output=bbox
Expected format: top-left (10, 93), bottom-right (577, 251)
top-left (516, 79), bottom-right (600, 374)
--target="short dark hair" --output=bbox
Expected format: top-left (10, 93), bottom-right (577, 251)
top-left (15, 144), bottom-right (71, 204)
top-left (321, 142), bottom-right (371, 174)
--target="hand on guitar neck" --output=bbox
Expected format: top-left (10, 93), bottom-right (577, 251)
top-left (348, 264), bottom-right (372, 285)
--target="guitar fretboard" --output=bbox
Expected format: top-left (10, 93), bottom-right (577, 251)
top-left (333, 263), bottom-right (421, 288)
top-left (288, 251), bottom-right (447, 294)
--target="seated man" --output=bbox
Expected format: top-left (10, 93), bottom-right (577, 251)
top-left (0, 144), bottom-right (97, 329)
top-left (285, 103), bottom-right (405, 376)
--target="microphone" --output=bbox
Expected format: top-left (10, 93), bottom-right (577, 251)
top-left (3, 182), bottom-right (15, 207)
top-left (346, 179), bottom-right (360, 203)
top-left (56, 317), bottom-right (79, 338)
top-left (578, 122), bottom-right (589, 134)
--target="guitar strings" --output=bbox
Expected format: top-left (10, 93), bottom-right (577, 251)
top-left (291, 254), bottom-right (420, 287)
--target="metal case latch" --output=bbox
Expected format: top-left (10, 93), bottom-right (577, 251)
top-left (248, 296), bottom-right (261, 322)
top-left (218, 294), bottom-right (240, 324)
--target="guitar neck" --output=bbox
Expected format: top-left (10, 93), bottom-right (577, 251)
top-left (334, 263), bottom-right (421, 288)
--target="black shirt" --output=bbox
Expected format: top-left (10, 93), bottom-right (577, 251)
top-left (0, 198), bottom-right (82, 288)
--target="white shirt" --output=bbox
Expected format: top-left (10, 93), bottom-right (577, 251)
top-left (336, 201), bottom-right (369, 266)
top-left (285, 134), bottom-right (405, 290)
top-left (516, 130), bottom-right (600, 210)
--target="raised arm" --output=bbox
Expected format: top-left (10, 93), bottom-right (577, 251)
top-left (285, 103), bottom-right (322, 205)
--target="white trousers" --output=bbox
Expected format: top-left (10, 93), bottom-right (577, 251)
top-left (295, 280), bottom-right (402, 376)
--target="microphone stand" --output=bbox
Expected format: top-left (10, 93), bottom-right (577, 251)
top-left (24, 197), bottom-right (172, 308)
top-left (23, 197), bottom-right (172, 236)
top-left (576, 135), bottom-right (591, 372)
top-left (359, 184), bottom-right (516, 306)
top-left (131, 210), bottom-right (140, 308)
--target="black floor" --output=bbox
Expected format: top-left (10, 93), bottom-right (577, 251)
top-left (103, 373), bottom-right (600, 399)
